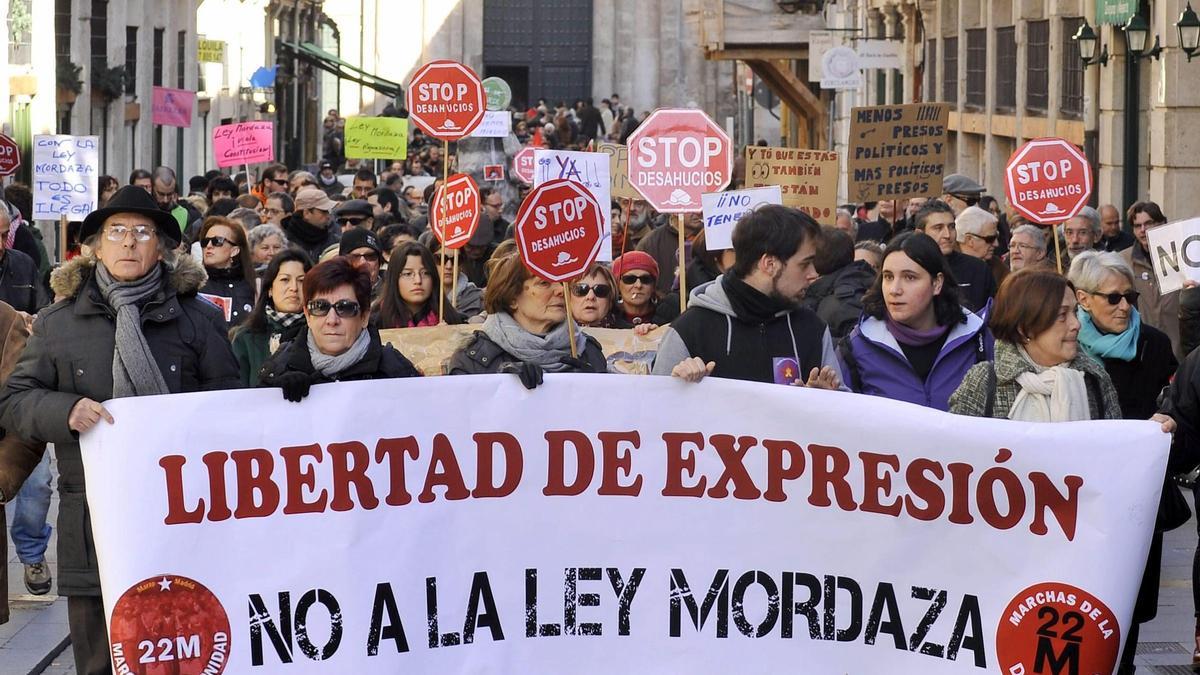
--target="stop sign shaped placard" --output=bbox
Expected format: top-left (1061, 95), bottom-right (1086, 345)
top-left (405, 60), bottom-right (486, 140)
top-left (514, 179), bottom-right (604, 281)
top-left (513, 146), bottom-right (536, 184)
top-left (430, 173), bottom-right (481, 249)
top-left (626, 108), bottom-right (732, 213)
top-left (0, 134), bottom-right (20, 177)
top-left (1005, 138), bottom-right (1093, 224)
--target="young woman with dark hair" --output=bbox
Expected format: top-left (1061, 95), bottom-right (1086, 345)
top-left (230, 249), bottom-right (312, 385)
top-left (840, 232), bottom-right (993, 411)
top-left (197, 216), bottom-right (257, 327)
top-left (374, 242), bottom-right (464, 328)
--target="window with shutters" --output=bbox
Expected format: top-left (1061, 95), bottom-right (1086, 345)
top-left (1061, 18), bottom-right (1085, 118)
top-left (925, 39), bottom-right (937, 101)
top-left (995, 26), bottom-right (1016, 111)
top-left (965, 28), bottom-right (986, 109)
top-left (1027, 20), bottom-right (1050, 113)
top-left (942, 36), bottom-right (957, 104)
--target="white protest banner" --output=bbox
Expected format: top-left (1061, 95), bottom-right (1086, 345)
top-left (534, 149), bottom-right (612, 262)
top-left (469, 110), bottom-right (513, 138)
top-left (33, 135), bottom-right (100, 218)
top-left (1145, 218), bottom-right (1200, 294)
top-left (83, 376), bottom-right (1165, 674)
top-left (700, 185), bottom-right (783, 250)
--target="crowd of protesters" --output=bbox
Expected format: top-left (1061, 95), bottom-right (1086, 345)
top-left (0, 113), bottom-right (1194, 674)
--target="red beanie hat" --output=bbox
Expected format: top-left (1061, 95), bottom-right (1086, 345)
top-left (612, 251), bottom-right (659, 279)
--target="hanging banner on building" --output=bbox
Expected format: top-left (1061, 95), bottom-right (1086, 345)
top-left (700, 185), bottom-right (783, 251)
top-left (744, 146), bottom-right (839, 225)
top-left (344, 117), bottom-right (409, 160)
top-left (469, 110), bottom-right (513, 138)
top-left (82, 376), bottom-right (1166, 674)
top-left (212, 121), bottom-right (275, 167)
top-left (848, 103), bottom-right (950, 203)
top-left (32, 135), bottom-right (99, 218)
top-left (197, 39), bottom-right (226, 63)
top-left (1145, 217), bottom-right (1200, 294)
top-left (151, 87), bottom-right (195, 128)
top-left (534, 149), bottom-right (612, 262)
top-left (597, 143), bottom-right (640, 201)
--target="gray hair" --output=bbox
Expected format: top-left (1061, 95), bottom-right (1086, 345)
top-left (1010, 224), bottom-right (1046, 250)
top-left (1067, 250), bottom-right (1134, 292)
top-left (247, 223), bottom-right (287, 250)
top-left (836, 208), bottom-right (857, 238)
top-left (955, 205), bottom-right (998, 241)
top-left (854, 240), bottom-right (884, 256)
top-left (228, 207), bottom-right (262, 230)
top-left (1059, 205), bottom-right (1101, 237)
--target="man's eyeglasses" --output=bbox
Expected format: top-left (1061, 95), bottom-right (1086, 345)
top-left (201, 236), bottom-right (231, 248)
top-left (347, 252), bottom-right (380, 265)
top-left (104, 224), bottom-right (157, 242)
top-left (1090, 290), bottom-right (1140, 306)
top-left (621, 274), bottom-right (655, 286)
top-left (265, 177), bottom-right (288, 186)
top-left (260, 207), bottom-right (284, 216)
top-left (337, 216), bottom-right (367, 226)
top-left (307, 299), bottom-right (361, 317)
top-left (571, 283), bottom-right (612, 298)
top-left (967, 233), bottom-right (998, 245)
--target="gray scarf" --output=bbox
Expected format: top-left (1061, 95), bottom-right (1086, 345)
top-left (307, 327), bottom-right (371, 378)
top-left (482, 312), bottom-right (586, 372)
top-left (94, 262), bottom-right (170, 398)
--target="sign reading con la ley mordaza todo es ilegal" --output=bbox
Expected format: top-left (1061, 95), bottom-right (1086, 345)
top-left (848, 103), bottom-right (950, 203)
top-left (33, 135), bottom-right (99, 218)
top-left (515, 178), bottom-right (605, 282)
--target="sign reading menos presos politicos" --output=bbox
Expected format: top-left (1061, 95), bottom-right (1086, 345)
top-left (33, 135), bottom-right (99, 217)
top-left (82, 376), bottom-right (1166, 674)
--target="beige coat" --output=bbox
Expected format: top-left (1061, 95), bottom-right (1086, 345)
top-left (1121, 243), bottom-right (1181, 360)
top-left (0, 301), bottom-right (40, 625)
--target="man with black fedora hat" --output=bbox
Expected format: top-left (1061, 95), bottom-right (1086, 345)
top-left (0, 185), bottom-right (240, 674)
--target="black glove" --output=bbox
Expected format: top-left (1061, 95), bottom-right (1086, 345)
top-left (500, 361), bottom-right (544, 390)
top-left (270, 371), bottom-right (313, 403)
top-left (559, 356), bottom-right (594, 373)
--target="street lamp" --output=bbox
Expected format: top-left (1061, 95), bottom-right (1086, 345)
top-left (1179, 2), bottom-right (1200, 61)
top-left (1123, 13), bottom-right (1163, 60)
top-left (1072, 19), bottom-right (1109, 67)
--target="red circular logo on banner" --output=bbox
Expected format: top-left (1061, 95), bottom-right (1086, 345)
top-left (1004, 137), bottom-right (1093, 225)
top-left (0, 134), bottom-right (21, 177)
top-left (625, 108), bottom-right (733, 213)
top-left (405, 60), bottom-right (486, 141)
top-left (514, 178), bottom-right (604, 282)
top-left (430, 173), bottom-right (481, 250)
top-left (513, 146), bottom-right (537, 185)
top-left (109, 574), bottom-right (231, 674)
top-left (995, 582), bottom-right (1121, 675)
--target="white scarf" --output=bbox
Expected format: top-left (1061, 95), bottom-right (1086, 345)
top-left (1007, 346), bottom-right (1091, 422)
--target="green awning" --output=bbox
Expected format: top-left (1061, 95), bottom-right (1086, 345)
top-left (277, 41), bottom-right (403, 99)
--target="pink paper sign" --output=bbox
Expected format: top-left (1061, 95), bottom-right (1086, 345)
top-left (151, 87), bottom-right (195, 128)
top-left (212, 122), bottom-right (274, 168)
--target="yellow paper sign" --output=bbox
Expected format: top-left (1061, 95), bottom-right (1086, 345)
top-left (197, 39), bottom-right (226, 64)
top-left (344, 117), bottom-right (409, 160)
top-left (597, 143), bottom-right (639, 201)
top-left (744, 146), bottom-right (840, 224)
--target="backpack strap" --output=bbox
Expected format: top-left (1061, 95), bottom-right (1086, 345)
top-left (983, 363), bottom-right (997, 418)
top-left (837, 335), bottom-right (864, 393)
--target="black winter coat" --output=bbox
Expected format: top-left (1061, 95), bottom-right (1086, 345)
top-left (259, 324), bottom-right (420, 385)
top-left (281, 213), bottom-right (340, 264)
top-left (0, 255), bottom-right (240, 596)
top-left (946, 251), bottom-right (996, 313)
top-left (0, 248), bottom-right (41, 314)
top-left (802, 260), bottom-right (876, 340)
top-left (199, 265), bottom-right (257, 328)
top-left (448, 331), bottom-right (607, 376)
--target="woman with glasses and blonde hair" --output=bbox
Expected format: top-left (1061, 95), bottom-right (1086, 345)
top-left (374, 242), bottom-right (464, 328)
top-left (259, 256), bottom-right (420, 400)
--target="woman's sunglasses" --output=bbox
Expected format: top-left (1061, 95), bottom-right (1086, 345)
top-left (571, 283), bottom-right (612, 298)
top-left (307, 299), bottom-right (361, 317)
top-left (201, 236), bottom-right (231, 248)
top-left (1090, 290), bottom-right (1139, 306)
top-left (621, 274), bottom-right (655, 286)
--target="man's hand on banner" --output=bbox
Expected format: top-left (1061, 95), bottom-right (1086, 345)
top-left (500, 361), bottom-right (544, 390)
top-left (798, 366), bottom-right (841, 390)
top-left (1151, 412), bottom-right (1176, 434)
top-left (671, 357), bottom-right (716, 383)
top-left (68, 397), bottom-right (113, 434)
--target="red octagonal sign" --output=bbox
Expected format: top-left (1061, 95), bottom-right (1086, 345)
top-left (514, 179), bottom-right (604, 282)
top-left (1004, 138), bottom-right (1093, 225)
top-left (405, 60), bottom-right (486, 141)
top-left (626, 108), bottom-right (732, 213)
top-left (430, 173), bottom-right (481, 250)
top-left (0, 134), bottom-right (20, 177)
top-left (513, 146), bottom-right (536, 185)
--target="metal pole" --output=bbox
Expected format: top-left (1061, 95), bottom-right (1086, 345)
top-left (1121, 38), bottom-right (1140, 217)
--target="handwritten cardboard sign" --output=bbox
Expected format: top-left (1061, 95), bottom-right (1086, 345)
top-left (33, 135), bottom-right (99, 218)
top-left (743, 146), bottom-right (839, 224)
top-left (848, 103), bottom-right (949, 203)
top-left (212, 122), bottom-right (274, 167)
top-left (533, 149), bottom-right (612, 262)
top-left (597, 143), bottom-right (639, 201)
top-left (469, 110), bottom-right (512, 138)
top-left (344, 117), bottom-right (408, 160)
top-left (1145, 218), bottom-right (1200, 294)
top-left (152, 87), bottom-right (195, 128)
top-left (701, 186), bottom-right (784, 251)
